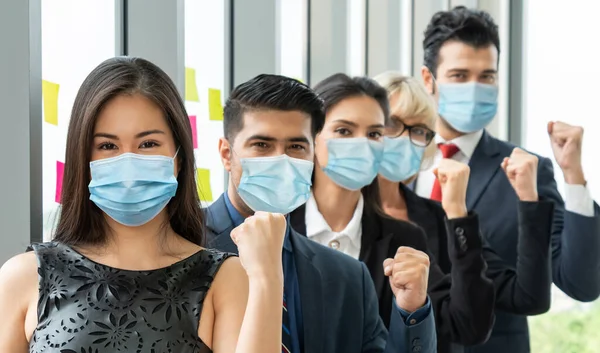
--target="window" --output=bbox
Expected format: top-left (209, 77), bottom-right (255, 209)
top-left (42, 1), bottom-right (116, 241)
top-left (184, 0), bottom-right (227, 206)
top-left (347, 0), bottom-right (366, 76)
top-left (277, 0), bottom-right (308, 82)
top-left (524, 1), bottom-right (600, 351)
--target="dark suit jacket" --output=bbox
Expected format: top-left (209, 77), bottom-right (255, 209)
top-left (423, 130), bottom-right (600, 353)
top-left (204, 194), bottom-right (437, 353)
top-left (290, 203), bottom-right (496, 353)
top-left (402, 182), bottom-right (554, 317)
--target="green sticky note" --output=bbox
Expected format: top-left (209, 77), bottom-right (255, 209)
top-left (185, 67), bottom-right (200, 102)
top-left (42, 80), bottom-right (60, 126)
top-left (196, 168), bottom-right (213, 202)
top-left (208, 88), bottom-right (223, 121)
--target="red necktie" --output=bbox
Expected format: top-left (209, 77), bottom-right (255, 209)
top-left (430, 143), bottom-right (460, 202)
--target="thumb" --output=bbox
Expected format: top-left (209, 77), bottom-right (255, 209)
top-left (383, 258), bottom-right (394, 276)
top-left (433, 168), bottom-right (439, 180)
top-left (547, 121), bottom-right (554, 135)
top-left (501, 157), bottom-right (509, 173)
top-left (230, 226), bottom-right (242, 245)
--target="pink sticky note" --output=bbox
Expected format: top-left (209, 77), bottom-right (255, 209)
top-left (55, 161), bottom-right (64, 204)
top-left (189, 115), bottom-right (198, 149)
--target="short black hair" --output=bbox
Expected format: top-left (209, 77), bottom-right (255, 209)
top-left (312, 73), bottom-right (390, 125)
top-left (223, 74), bottom-right (325, 141)
top-left (423, 6), bottom-right (500, 76)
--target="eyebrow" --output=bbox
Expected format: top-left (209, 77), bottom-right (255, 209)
top-left (333, 119), bottom-right (385, 129)
top-left (288, 136), bottom-right (311, 144)
top-left (482, 69), bottom-right (498, 75)
top-left (448, 68), bottom-right (498, 74)
top-left (93, 129), bottom-right (165, 140)
top-left (394, 115), bottom-right (425, 125)
top-left (246, 135), bottom-right (310, 144)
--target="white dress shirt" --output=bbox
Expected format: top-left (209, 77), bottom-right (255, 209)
top-left (416, 130), bottom-right (483, 198)
top-left (415, 129), bottom-right (594, 217)
top-left (305, 192), bottom-right (363, 259)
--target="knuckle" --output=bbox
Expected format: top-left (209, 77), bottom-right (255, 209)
top-left (393, 252), bottom-right (405, 262)
top-left (397, 246), bottom-right (411, 254)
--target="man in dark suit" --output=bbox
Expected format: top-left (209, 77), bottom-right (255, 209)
top-left (416, 6), bottom-right (600, 353)
top-left (205, 74), bottom-right (437, 352)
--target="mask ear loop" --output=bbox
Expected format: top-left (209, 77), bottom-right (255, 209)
top-left (225, 141), bottom-right (252, 213)
top-left (173, 147), bottom-right (181, 159)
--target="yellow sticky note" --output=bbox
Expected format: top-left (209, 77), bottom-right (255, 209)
top-left (196, 168), bottom-right (213, 202)
top-left (185, 67), bottom-right (200, 102)
top-left (42, 80), bottom-right (60, 126)
top-left (208, 88), bottom-right (223, 121)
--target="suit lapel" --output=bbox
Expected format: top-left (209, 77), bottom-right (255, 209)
top-left (205, 194), bottom-right (238, 254)
top-left (359, 210), bottom-right (393, 300)
top-left (291, 231), bottom-right (324, 353)
top-left (466, 130), bottom-right (503, 210)
top-left (289, 204), bottom-right (307, 235)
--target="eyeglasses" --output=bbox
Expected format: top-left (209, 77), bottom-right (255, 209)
top-left (387, 119), bottom-right (435, 147)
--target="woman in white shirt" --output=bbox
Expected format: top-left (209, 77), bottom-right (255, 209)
top-left (289, 72), bottom-right (498, 353)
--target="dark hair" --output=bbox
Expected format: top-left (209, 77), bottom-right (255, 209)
top-left (312, 73), bottom-right (390, 215)
top-left (223, 74), bottom-right (325, 141)
top-left (313, 73), bottom-right (390, 125)
top-left (55, 57), bottom-right (205, 246)
top-left (423, 6), bottom-right (500, 76)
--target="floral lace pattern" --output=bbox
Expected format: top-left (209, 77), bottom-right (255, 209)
top-left (29, 242), bottom-right (232, 353)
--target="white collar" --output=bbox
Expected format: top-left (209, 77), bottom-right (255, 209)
top-left (435, 129), bottom-right (484, 159)
top-left (305, 191), bottom-right (364, 249)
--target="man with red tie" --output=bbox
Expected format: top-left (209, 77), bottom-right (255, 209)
top-left (415, 6), bottom-right (600, 353)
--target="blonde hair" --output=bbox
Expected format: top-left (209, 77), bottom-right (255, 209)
top-left (373, 71), bottom-right (438, 173)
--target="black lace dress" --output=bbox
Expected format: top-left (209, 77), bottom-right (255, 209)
top-left (27, 242), bottom-right (233, 353)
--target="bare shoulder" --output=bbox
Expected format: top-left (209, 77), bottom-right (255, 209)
top-left (212, 256), bottom-right (247, 287)
top-left (197, 256), bottom-right (247, 342)
top-left (211, 257), bottom-right (248, 302)
top-left (0, 252), bottom-right (38, 287)
top-left (0, 252), bottom-right (38, 314)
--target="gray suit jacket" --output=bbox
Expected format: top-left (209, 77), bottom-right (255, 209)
top-left (204, 194), bottom-right (438, 353)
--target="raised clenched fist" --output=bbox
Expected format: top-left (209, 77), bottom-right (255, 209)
top-left (231, 211), bottom-right (286, 280)
top-left (433, 159), bottom-right (470, 218)
top-left (548, 121), bottom-right (586, 185)
top-left (501, 148), bottom-right (538, 201)
top-left (383, 246), bottom-right (430, 313)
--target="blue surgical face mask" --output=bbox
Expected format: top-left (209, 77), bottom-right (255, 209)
top-left (88, 151), bottom-right (179, 227)
top-left (237, 154), bottom-right (314, 214)
top-left (437, 82), bottom-right (498, 133)
top-left (322, 137), bottom-right (384, 191)
top-left (379, 136), bottom-right (425, 182)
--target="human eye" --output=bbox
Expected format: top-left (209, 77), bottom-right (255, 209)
top-left (98, 142), bottom-right (118, 150)
top-left (335, 128), bottom-right (351, 136)
top-left (251, 142), bottom-right (269, 149)
top-left (139, 140), bottom-right (160, 149)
